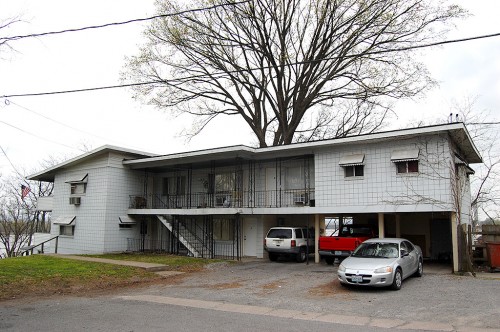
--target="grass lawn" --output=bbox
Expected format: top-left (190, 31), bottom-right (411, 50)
top-left (0, 254), bottom-right (220, 301)
top-left (85, 253), bottom-right (228, 271)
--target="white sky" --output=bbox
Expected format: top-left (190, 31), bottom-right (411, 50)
top-left (0, 0), bottom-right (499, 177)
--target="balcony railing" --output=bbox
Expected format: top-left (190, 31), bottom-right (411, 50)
top-left (129, 189), bottom-right (315, 209)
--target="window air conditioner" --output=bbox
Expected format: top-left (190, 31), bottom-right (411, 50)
top-left (293, 193), bottom-right (306, 204)
top-left (69, 197), bottom-right (81, 205)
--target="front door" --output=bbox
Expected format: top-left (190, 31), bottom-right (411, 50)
top-left (266, 167), bottom-right (277, 206)
top-left (243, 218), bottom-right (258, 257)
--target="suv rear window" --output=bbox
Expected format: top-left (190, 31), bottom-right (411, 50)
top-left (267, 229), bottom-right (292, 239)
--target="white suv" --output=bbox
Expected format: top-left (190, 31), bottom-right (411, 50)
top-left (264, 227), bottom-right (314, 262)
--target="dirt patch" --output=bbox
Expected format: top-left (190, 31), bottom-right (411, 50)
top-left (308, 279), bottom-right (357, 299)
top-left (258, 279), bottom-right (287, 294)
top-left (0, 271), bottom-right (190, 304)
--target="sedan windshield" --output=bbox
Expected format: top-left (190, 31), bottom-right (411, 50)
top-left (352, 242), bottom-right (399, 258)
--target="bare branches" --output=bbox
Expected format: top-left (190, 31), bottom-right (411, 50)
top-left (0, 16), bottom-right (23, 57)
top-left (125, 0), bottom-right (466, 147)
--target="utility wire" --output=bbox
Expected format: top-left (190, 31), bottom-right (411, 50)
top-left (0, 0), bottom-right (251, 43)
top-left (0, 120), bottom-right (83, 151)
top-left (2, 31), bottom-right (500, 99)
top-left (0, 144), bottom-right (32, 183)
top-left (5, 100), bottom-right (154, 151)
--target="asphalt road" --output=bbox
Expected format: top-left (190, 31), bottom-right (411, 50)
top-left (1, 258), bottom-right (499, 331)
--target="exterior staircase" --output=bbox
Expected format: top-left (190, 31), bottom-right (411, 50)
top-left (156, 215), bottom-right (212, 258)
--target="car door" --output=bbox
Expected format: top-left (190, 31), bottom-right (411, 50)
top-left (400, 241), bottom-right (417, 278)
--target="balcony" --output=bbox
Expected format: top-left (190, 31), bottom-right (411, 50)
top-left (129, 189), bottom-right (315, 209)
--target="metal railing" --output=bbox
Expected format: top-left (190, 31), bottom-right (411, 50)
top-left (129, 189), bottom-right (315, 209)
top-left (19, 236), bottom-right (59, 256)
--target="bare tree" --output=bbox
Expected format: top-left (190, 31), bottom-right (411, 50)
top-left (0, 165), bottom-right (54, 257)
top-left (448, 97), bottom-right (500, 226)
top-left (124, 0), bottom-right (465, 147)
top-left (0, 15), bottom-right (23, 58)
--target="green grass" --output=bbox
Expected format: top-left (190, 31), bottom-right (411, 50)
top-left (0, 254), bottom-right (231, 301)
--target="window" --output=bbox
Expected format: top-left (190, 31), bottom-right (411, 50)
top-left (339, 154), bottom-right (365, 178)
top-left (70, 183), bottom-right (87, 195)
top-left (60, 225), bottom-right (74, 236)
top-left (215, 173), bottom-right (235, 206)
top-left (213, 218), bottom-right (234, 241)
top-left (295, 229), bottom-right (303, 239)
top-left (67, 174), bottom-right (88, 195)
top-left (391, 149), bottom-right (419, 174)
top-left (162, 176), bottom-right (187, 195)
top-left (396, 160), bottom-right (419, 174)
top-left (344, 165), bottom-right (364, 177)
top-left (119, 224), bottom-right (133, 229)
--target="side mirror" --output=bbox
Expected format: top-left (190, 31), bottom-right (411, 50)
top-left (400, 249), bottom-right (409, 257)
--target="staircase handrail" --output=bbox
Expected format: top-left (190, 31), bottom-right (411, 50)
top-left (19, 236), bottom-right (59, 256)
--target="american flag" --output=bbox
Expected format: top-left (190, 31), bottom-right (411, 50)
top-left (21, 185), bottom-right (31, 200)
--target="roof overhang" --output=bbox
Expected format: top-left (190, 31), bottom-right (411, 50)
top-left (27, 123), bottom-right (482, 179)
top-left (27, 145), bottom-right (157, 182)
top-left (123, 123), bottom-right (482, 170)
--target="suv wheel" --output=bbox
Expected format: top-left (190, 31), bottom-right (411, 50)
top-left (268, 253), bottom-right (278, 261)
top-left (296, 248), bottom-right (306, 263)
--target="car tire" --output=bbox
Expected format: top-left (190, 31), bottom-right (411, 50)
top-left (296, 248), bottom-right (306, 262)
top-left (414, 259), bottom-right (423, 277)
top-left (325, 257), bottom-right (334, 265)
top-left (391, 268), bottom-right (402, 290)
top-left (269, 253), bottom-right (278, 261)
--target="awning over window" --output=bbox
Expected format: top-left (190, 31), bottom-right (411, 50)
top-left (65, 174), bottom-right (88, 184)
top-left (391, 149), bottom-right (419, 162)
top-left (53, 216), bottom-right (76, 225)
top-left (119, 216), bottom-right (137, 224)
top-left (339, 154), bottom-right (365, 166)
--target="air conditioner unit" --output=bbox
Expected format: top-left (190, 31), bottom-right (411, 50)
top-left (293, 193), bottom-right (307, 204)
top-left (69, 197), bottom-right (81, 205)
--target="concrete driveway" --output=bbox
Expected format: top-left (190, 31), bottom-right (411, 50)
top-left (1, 257), bottom-right (499, 331)
top-left (122, 258), bottom-right (500, 331)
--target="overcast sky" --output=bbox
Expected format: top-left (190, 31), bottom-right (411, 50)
top-left (0, 0), bottom-right (499, 177)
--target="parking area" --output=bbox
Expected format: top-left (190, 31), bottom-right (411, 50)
top-left (131, 259), bottom-right (500, 330)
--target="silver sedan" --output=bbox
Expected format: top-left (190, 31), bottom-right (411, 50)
top-left (337, 238), bottom-right (423, 290)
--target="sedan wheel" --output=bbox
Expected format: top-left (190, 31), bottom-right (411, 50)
top-left (414, 259), bottom-right (423, 277)
top-left (391, 269), bottom-right (402, 290)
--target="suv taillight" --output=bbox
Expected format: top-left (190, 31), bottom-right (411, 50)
top-left (291, 240), bottom-right (296, 247)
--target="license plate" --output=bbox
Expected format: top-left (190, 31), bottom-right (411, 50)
top-left (334, 251), bottom-right (342, 256)
top-left (351, 275), bottom-right (363, 283)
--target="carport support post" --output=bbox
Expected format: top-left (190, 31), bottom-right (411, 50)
top-left (451, 212), bottom-right (459, 273)
top-left (314, 214), bottom-right (320, 263)
top-left (378, 213), bottom-right (385, 238)
top-left (395, 214), bottom-right (401, 238)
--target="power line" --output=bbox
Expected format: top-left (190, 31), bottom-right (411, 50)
top-left (0, 144), bottom-right (32, 183)
top-left (0, 120), bottom-right (83, 151)
top-left (0, 1), bottom-right (251, 43)
top-left (2, 31), bottom-right (500, 99)
top-left (5, 100), bottom-right (154, 151)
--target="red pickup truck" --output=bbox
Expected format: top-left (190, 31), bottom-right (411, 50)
top-left (319, 224), bottom-right (377, 265)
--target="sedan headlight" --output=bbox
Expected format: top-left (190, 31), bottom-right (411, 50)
top-left (338, 264), bottom-right (346, 272)
top-left (374, 266), bottom-right (393, 273)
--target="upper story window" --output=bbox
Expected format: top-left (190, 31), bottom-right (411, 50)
top-left (66, 174), bottom-right (88, 195)
top-left (339, 154), bottom-right (365, 178)
top-left (70, 183), bottom-right (87, 195)
top-left (391, 149), bottom-right (419, 174)
top-left (396, 160), bottom-right (419, 173)
top-left (162, 176), bottom-right (187, 195)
